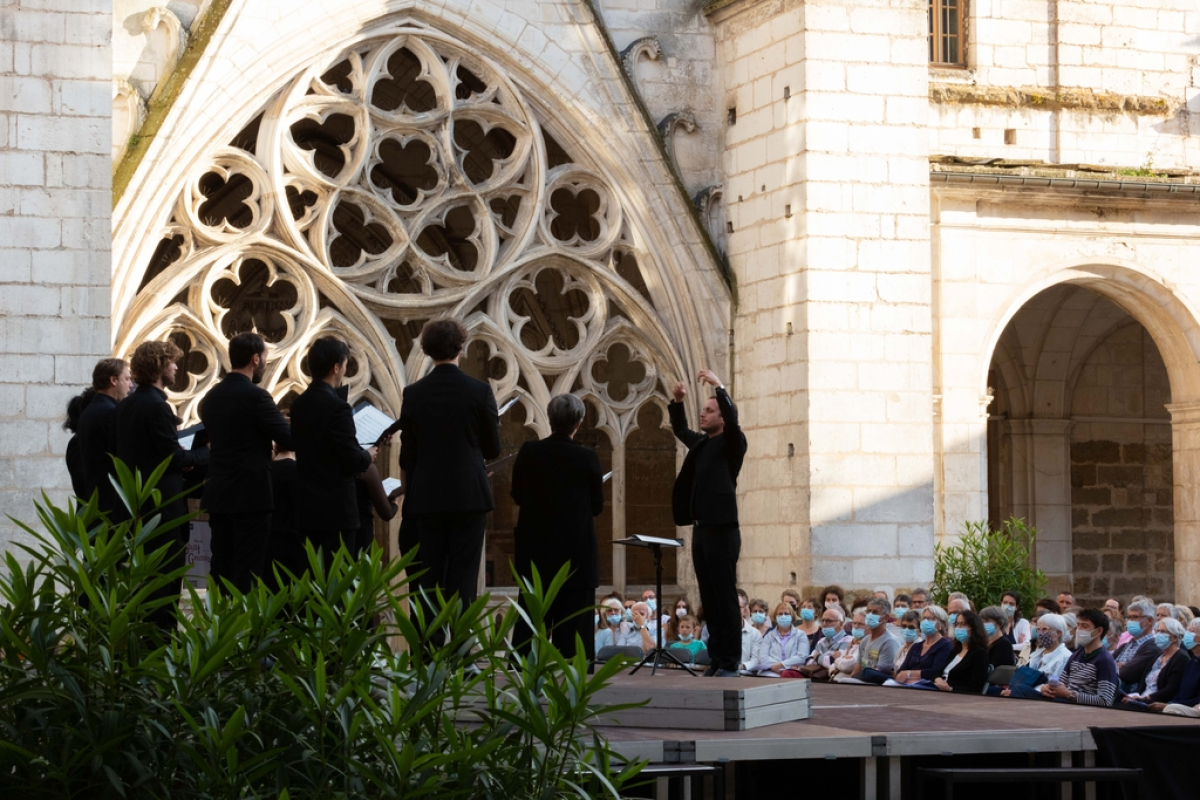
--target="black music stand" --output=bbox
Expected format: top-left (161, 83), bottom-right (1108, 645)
top-left (615, 535), bottom-right (697, 676)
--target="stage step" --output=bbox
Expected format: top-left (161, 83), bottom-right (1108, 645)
top-left (593, 673), bottom-right (811, 731)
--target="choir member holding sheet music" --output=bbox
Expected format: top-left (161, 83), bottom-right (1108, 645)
top-left (110, 340), bottom-right (210, 631)
top-left (197, 333), bottom-right (293, 593)
top-left (510, 394), bottom-right (605, 662)
top-left (398, 320), bottom-right (500, 609)
top-left (290, 337), bottom-right (377, 565)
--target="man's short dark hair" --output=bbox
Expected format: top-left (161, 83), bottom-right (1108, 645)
top-left (1078, 608), bottom-right (1109, 632)
top-left (547, 394), bottom-right (585, 436)
top-left (229, 332), bottom-right (266, 370)
top-left (91, 358), bottom-right (127, 392)
top-left (420, 319), bottom-right (467, 362)
top-left (308, 336), bottom-right (349, 381)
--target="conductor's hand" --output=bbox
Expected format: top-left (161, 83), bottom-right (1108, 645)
top-left (671, 381), bottom-right (687, 403)
top-left (698, 369), bottom-right (722, 388)
top-left (367, 446), bottom-right (379, 464)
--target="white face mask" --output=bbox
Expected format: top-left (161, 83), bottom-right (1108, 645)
top-left (825, 600), bottom-right (840, 610)
top-left (676, 608), bottom-right (687, 617)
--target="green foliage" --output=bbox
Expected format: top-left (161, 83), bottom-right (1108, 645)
top-left (0, 461), bottom-right (643, 798)
top-left (931, 518), bottom-right (1048, 612)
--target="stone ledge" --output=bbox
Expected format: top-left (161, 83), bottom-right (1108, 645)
top-left (930, 83), bottom-right (1174, 116)
top-left (931, 155), bottom-right (1199, 185)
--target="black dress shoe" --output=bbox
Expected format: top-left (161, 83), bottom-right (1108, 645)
top-left (703, 663), bottom-right (719, 677)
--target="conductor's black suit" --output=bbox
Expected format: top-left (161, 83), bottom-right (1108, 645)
top-left (399, 363), bottom-right (500, 604)
top-left (198, 372), bottom-right (293, 592)
top-left (669, 387), bottom-right (747, 673)
top-left (290, 381), bottom-right (372, 559)
top-left (511, 433), bottom-right (604, 660)
top-left (110, 384), bottom-right (210, 630)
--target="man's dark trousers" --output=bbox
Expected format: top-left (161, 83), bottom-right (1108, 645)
top-left (513, 586), bottom-right (595, 663)
top-left (413, 511), bottom-right (487, 606)
top-left (693, 524), bottom-right (741, 672)
top-left (208, 512), bottom-right (271, 593)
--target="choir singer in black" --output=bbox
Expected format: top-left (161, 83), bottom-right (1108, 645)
top-left (510, 394), bottom-right (604, 661)
top-left (669, 369), bottom-right (747, 677)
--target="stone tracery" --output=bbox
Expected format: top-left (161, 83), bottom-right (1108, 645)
top-left (116, 26), bottom-right (685, 448)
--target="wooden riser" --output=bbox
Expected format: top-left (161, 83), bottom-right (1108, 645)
top-left (592, 673), bottom-right (811, 731)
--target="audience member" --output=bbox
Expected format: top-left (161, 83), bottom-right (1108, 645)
top-left (894, 609), bottom-right (921, 665)
top-left (1010, 609), bottom-right (1117, 706)
top-left (910, 588), bottom-right (930, 610)
top-left (594, 597), bottom-right (629, 654)
top-left (932, 609), bottom-right (990, 694)
top-left (665, 595), bottom-right (693, 642)
top-left (1057, 591), bottom-right (1076, 610)
top-left (737, 594), bottom-right (764, 674)
top-left (620, 601), bottom-right (658, 654)
top-left (797, 597), bottom-right (821, 652)
top-left (1175, 605), bottom-right (1195, 626)
top-left (1162, 620), bottom-right (1200, 717)
top-left (1114, 599), bottom-right (1162, 692)
top-left (1121, 617), bottom-right (1189, 710)
top-left (887, 605), bottom-right (954, 687)
top-left (1000, 591), bottom-right (1031, 645)
top-left (1062, 612), bottom-right (1078, 650)
top-left (946, 593), bottom-right (971, 626)
top-left (781, 589), bottom-right (801, 612)
top-left (1103, 597), bottom-right (1123, 620)
top-left (834, 602), bottom-right (900, 684)
top-left (1035, 597), bottom-right (1061, 615)
top-left (809, 607), bottom-right (852, 673)
top-left (981, 606), bottom-right (1016, 668)
top-left (1104, 618), bottom-right (1122, 655)
top-left (748, 597), bottom-right (771, 637)
top-left (668, 615), bottom-right (707, 664)
top-left (746, 602), bottom-right (809, 677)
top-left (893, 594), bottom-right (912, 613)
top-left (1022, 613), bottom-right (1072, 680)
top-left (821, 584), bottom-right (845, 612)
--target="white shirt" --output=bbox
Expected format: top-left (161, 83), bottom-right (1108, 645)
top-left (740, 619), bottom-right (763, 669)
top-left (1029, 643), bottom-right (1071, 677)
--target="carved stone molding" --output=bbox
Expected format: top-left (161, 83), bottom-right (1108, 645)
top-left (112, 78), bottom-right (146, 163)
top-left (657, 110), bottom-right (697, 167)
top-left (140, 6), bottom-right (190, 102)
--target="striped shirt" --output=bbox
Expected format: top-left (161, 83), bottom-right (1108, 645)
top-left (1115, 631), bottom-right (1154, 665)
top-left (1062, 646), bottom-right (1119, 707)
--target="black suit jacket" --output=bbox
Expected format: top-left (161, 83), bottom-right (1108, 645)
top-left (398, 363), bottom-right (501, 515)
top-left (511, 434), bottom-right (604, 588)
top-left (290, 381), bottom-right (371, 532)
top-left (77, 393), bottom-right (119, 513)
top-left (668, 387), bottom-right (747, 526)
top-left (198, 373), bottom-right (292, 515)
top-left (110, 384), bottom-right (209, 522)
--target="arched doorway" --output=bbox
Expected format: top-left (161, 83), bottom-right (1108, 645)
top-left (983, 266), bottom-right (1200, 605)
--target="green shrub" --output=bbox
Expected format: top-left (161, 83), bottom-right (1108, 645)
top-left (931, 518), bottom-right (1048, 612)
top-left (0, 460), bottom-right (643, 798)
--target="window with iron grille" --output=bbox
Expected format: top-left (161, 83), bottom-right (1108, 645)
top-left (929, 0), bottom-right (965, 66)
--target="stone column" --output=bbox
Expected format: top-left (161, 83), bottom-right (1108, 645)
top-left (1166, 402), bottom-right (1200, 599)
top-left (1004, 419), bottom-right (1074, 586)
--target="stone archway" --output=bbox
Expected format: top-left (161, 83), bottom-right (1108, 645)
top-left (982, 263), bottom-right (1200, 602)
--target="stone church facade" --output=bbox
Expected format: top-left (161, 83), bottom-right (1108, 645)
top-left (2, 0), bottom-right (1198, 605)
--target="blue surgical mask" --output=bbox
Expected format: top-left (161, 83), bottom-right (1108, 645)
top-left (902, 628), bottom-right (918, 643)
top-left (647, 599), bottom-right (657, 612)
top-left (1183, 632), bottom-right (1198, 651)
top-left (776, 615), bottom-right (793, 628)
top-left (606, 614), bottom-right (623, 626)
top-left (851, 628), bottom-right (866, 640)
top-left (623, 609), bottom-right (633, 622)
top-left (954, 628), bottom-right (969, 643)
top-left (895, 605), bottom-right (908, 613)
top-left (948, 613), bottom-right (958, 626)
top-left (1101, 636), bottom-right (1110, 649)
top-left (984, 622), bottom-right (997, 637)
top-left (822, 626), bottom-right (838, 639)
top-left (920, 619), bottom-right (937, 636)
top-left (679, 633), bottom-right (694, 642)
top-left (594, 613), bottom-right (599, 626)
top-left (1155, 632), bottom-right (1171, 650)
top-left (1001, 604), bottom-right (1016, 617)
top-left (800, 608), bottom-right (815, 621)
top-left (865, 613), bottom-right (881, 629)
top-left (751, 612), bottom-right (767, 626)
top-left (1126, 620), bottom-right (1142, 637)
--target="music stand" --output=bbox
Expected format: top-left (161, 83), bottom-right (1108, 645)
top-left (615, 535), bottom-right (697, 676)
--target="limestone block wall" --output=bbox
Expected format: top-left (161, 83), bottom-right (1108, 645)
top-left (709, 0), bottom-right (936, 600)
top-left (929, 0), bottom-right (1200, 169)
top-left (0, 0), bottom-right (113, 551)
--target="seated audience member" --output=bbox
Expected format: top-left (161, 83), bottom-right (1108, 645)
top-left (1189, 606), bottom-right (1200, 622)
top-left (1155, 602), bottom-right (1179, 625)
top-left (888, 606), bottom-right (954, 687)
top-left (946, 593), bottom-right (971, 626)
top-left (893, 594), bottom-right (912, 614)
top-left (781, 589), bottom-right (801, 613)
top-left (1035, 597), bottom-right (1061, 615)
top-left (1122, 617), bottom-right (1189, 710)
top-left (622, 598), bottom-right (636, 622)
top-left (1000, 591), bottom-right (1031, 645)
top-left (1011, 613), bottom-right (1071, 685)
top-left (830, 628), bottom-right (861, 681)
top-left (1008, 609), bottom-right (1118, 706)
top-left (1114, 599), bottom-right (1162, 692)
top-left (595, 597), bottom-right (630, 654)
top-left (696, 605), bottom-right (709, 643)
top-left (981, 606), bottom-right (1016, 668)
top-left (668, 614), bottom-right (707, 664)
top-left (797, 597), bottom-right (821, 652)
top-left (821, 584), bottom-right (846, 613)
top-left (809, 607), bottom-right (852, 670)
top-left (845, 596), bottom-right (870, 634)
top-left (1061, 612), bottom-right (1078, 650)
top-left (1057, 591), bottom-right (1075, 610)
top-left (618, 601), bottom-right (658, 654)
top-left (1103, 597), bottom-right (1123, 621)
top-left (894, 609), bottom-right (921, 665)
top-left (1172, 604), bottom-right (1193, 626)
top-left (834, 603), bottom-right (900, 684)
top-left (746, 602), bottom-right (810, 677)
top-left (1104, 618), bottom-right (1123, 655)
top-left (748, 598), bottom-right (771, 637)
top-left (737, 594), bottom-right (764, 674)
top-left (910, 588), bottom-right (931, 610)
top-left (1162, 620), bottom-right (1200, 717)
top-left (665, 595), bottom-right (693, 642)
top-left (932, 610), bottom-right (990, 694)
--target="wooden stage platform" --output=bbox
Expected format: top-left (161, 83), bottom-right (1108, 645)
top-left (594, 674), bottom-right (1198, 798)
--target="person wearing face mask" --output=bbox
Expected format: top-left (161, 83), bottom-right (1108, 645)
top-left (945, 593), bottom-right (971, 627)
top-left (834, 599), bottom-right (901, 684)
top-left (1162, 620), bottom-right (1200, 717)
top-left (594, 598), bottom-right (632, 656)
top-left (640, 589), bottom-right (670, 628)
top-left (1014, 613), bottom-right (1072, 685)
top-left (736, 594), bottom-right (764, 675)
top-left (1121, 617), bottom-right (1189, 710)
top-left (807, 607), bottom-right (852, 675)
top-left (928, 609), bottom-right (990, 694)
top-left (668, 615), bottom-right (708, 664)
top-left (999, 591), bottom-right (1030, 645)
top-left (893, 594), bottom-right (912, 614)
top-left (796, 598), bottom-right (821, 652)
top-left (748, 598), bottom-right (771, 637)
top-left (820, 584), bottom-right (845, 614)
top-left (745, 602), bottom-right (810, 677)
top-left (1009, 609), bottom-right (1118, 706)
top-left (619, 601), bottom-right (659, 654)
top-left (910, 588), bottom-right (930, 610)
top-left (1113, 600), bottom-right (1162, 693)
top-left (664, 595), bottom-right (693, 642)
top-left (892, 609), bottom-right (921, 666)
top-left (887, 606), bottom-right (955, 688)
top-left (980, 606), bottom-right (1016, 669)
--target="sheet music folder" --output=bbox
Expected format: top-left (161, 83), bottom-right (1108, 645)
top-left (615, 535), bottom-right (683, 549)
top-left (352, 401), bottom-right (399, 447)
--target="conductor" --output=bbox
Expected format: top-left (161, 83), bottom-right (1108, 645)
top-left (669, 370), bottom-right (747, 677)
top-left (510, 394), bottom-right (604, 661)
